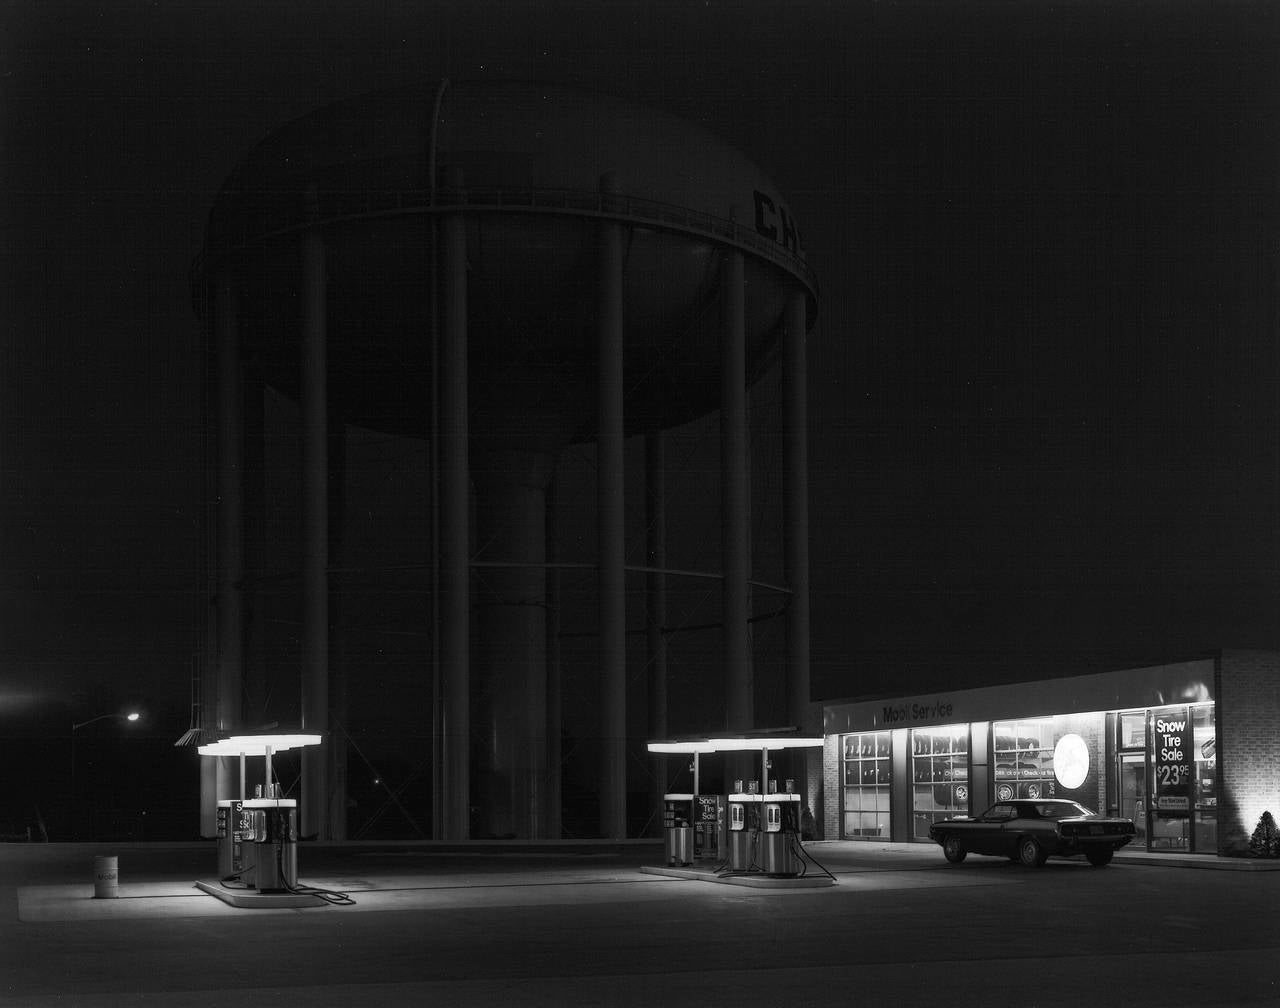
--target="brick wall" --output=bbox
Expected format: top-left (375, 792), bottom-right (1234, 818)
top-left (799, 702), bottom-right (826, 840)
top-left (1217, 649), bottom-right (1280, 855)
top-left (822, 734), bottom-right (840, 840)
top-left (804, 746), bottom-right (823, 838)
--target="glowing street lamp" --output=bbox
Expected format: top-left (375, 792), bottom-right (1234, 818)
top-left (70, 710), bottom-right (143, 840)
top-left (73, 711), bottom-right (141, 732)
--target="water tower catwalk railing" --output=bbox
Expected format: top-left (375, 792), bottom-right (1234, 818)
top-left (192, 184), bottom-right (818, 312)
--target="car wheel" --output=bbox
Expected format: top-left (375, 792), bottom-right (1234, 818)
top-left (942, 834), bottom-right (967, 864)
top-left (1017, 836), bottom-right (1047, 867)
top-left (1086, 848), bottom-right (1114, 867)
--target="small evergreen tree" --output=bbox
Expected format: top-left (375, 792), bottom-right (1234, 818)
top-left (1249, 810), bottom-right (1280, 858)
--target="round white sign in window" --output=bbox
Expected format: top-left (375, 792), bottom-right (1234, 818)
top-left (1053, 733), bottom-right (1089, 790)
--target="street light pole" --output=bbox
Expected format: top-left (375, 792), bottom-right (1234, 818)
top-left (69, 712), bottom-right (141, 841)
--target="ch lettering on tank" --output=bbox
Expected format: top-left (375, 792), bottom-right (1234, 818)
top-left (753, 190), bottom-right (802, 252)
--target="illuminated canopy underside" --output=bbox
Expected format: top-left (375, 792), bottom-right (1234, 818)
top-left (197, 733), bottom-right (323, 757)
top-left (647, 735), bottom-right (824, 754)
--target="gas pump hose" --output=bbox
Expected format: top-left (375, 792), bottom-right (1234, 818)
top-left (276, 846), bottom-right (356, 905)
top-left (788, 831), bottom-right (835, 880)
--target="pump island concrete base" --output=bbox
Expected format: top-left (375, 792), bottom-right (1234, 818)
top-left (639, 864), bottom-right (835, 889)
top-left (194, 879), bottom-right (329, 909)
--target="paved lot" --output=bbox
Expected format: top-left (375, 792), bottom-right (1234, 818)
top-left (3, 839), bottom-right (1279, 1006)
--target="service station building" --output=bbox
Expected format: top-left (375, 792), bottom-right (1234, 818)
top-left (820, 649), bottom-right (1280, 857)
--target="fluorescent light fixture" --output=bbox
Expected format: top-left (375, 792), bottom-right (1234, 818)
top-left (198, 733), bottom-right (322, 757)
top-left (706, 736), bottom-right (824, 751)
top-left (647, 735), bottom-right (825, 754)
top-left (646, 741), bottom-right (719, 754)
top-left (198, 740), bottom-right (283, 757)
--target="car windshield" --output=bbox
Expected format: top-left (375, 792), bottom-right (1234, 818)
top-left (1034, 801), bottom-right (1094, 819)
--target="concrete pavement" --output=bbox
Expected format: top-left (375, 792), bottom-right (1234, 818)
top-left (4, 838), bottom-right (1278, 1006)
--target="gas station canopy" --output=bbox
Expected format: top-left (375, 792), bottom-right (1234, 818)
top-left (648, 740), bottom-right (720, 754)
top-left (647, 733), bottom-right (825, 754)
top-left (197, 733), bottom-right (323, 757)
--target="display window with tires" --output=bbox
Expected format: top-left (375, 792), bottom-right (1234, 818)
top-left (841, 731), bottom-right (890, 839)
top-left (910, 726), bottom-right (969, 840)
top-left (992, 713), bottom-right (1104, 810)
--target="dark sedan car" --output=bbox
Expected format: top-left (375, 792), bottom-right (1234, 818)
top-left (928, 799), bottom-right (1136, 867)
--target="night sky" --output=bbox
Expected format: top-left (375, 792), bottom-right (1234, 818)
top-left (3, 1), bottom-right (1278, 815)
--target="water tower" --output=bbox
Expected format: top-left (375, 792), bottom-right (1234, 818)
top-left (191, 79), bottom-right (817, 840)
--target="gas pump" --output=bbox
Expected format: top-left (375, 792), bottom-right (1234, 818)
top-left (727, 792), bottom-right (762, 870)
top-left (647, 733), bottom-right (831, 885)
top-left (197, 733), bottom-right (319, 900)
top-left (215, 799), bottom-right (250, 879)
top-left (760, 793), bottom-right (802, 876)
top-left (243, 797), bottom-right (298, 891)
top-left (662, 794), bottom-right (695, 867)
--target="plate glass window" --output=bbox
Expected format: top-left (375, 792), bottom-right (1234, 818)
top-left (1192, 704), bottom-right (1217, 852)
top-left (1118, 711), bottom-right (1147, 750)
top-left (910, 726), bottom-right (969, 840)
top-left (841, 732), bottom-right (890, 839)
top-left (993, 718), bottom-right (1054, 802)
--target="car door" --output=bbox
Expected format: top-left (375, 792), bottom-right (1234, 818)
top-left (969, 803), bottom-right (1016, 856)
top-left (993, 803), bottom-right (1025, 856)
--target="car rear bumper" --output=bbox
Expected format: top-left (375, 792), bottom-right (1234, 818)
top-left (1058, 834), bottom-right (1134, 853)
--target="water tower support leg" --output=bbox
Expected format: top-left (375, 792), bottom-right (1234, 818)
top-left (783, 289), bottom-right (811, 728)
top-left (783, 288), bottom-right (816, 822)
top-left (210, 275), bottom-right (244, 834)
top-left (300, 205), bottom-right (330, 840)
top-left (598, 174), bottom-right (627, 840)
top-left (545, 470), bottom-right (563, 839)
top-left (721, 249), bottom-right (751, 733)
top-left (646, 432), bottom-right (668, 829)
top-left (440, 205), bottom-right (471, 841)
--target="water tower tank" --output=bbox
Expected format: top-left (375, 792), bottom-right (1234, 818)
top-left (194, 79), bottom-right (817, 841)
